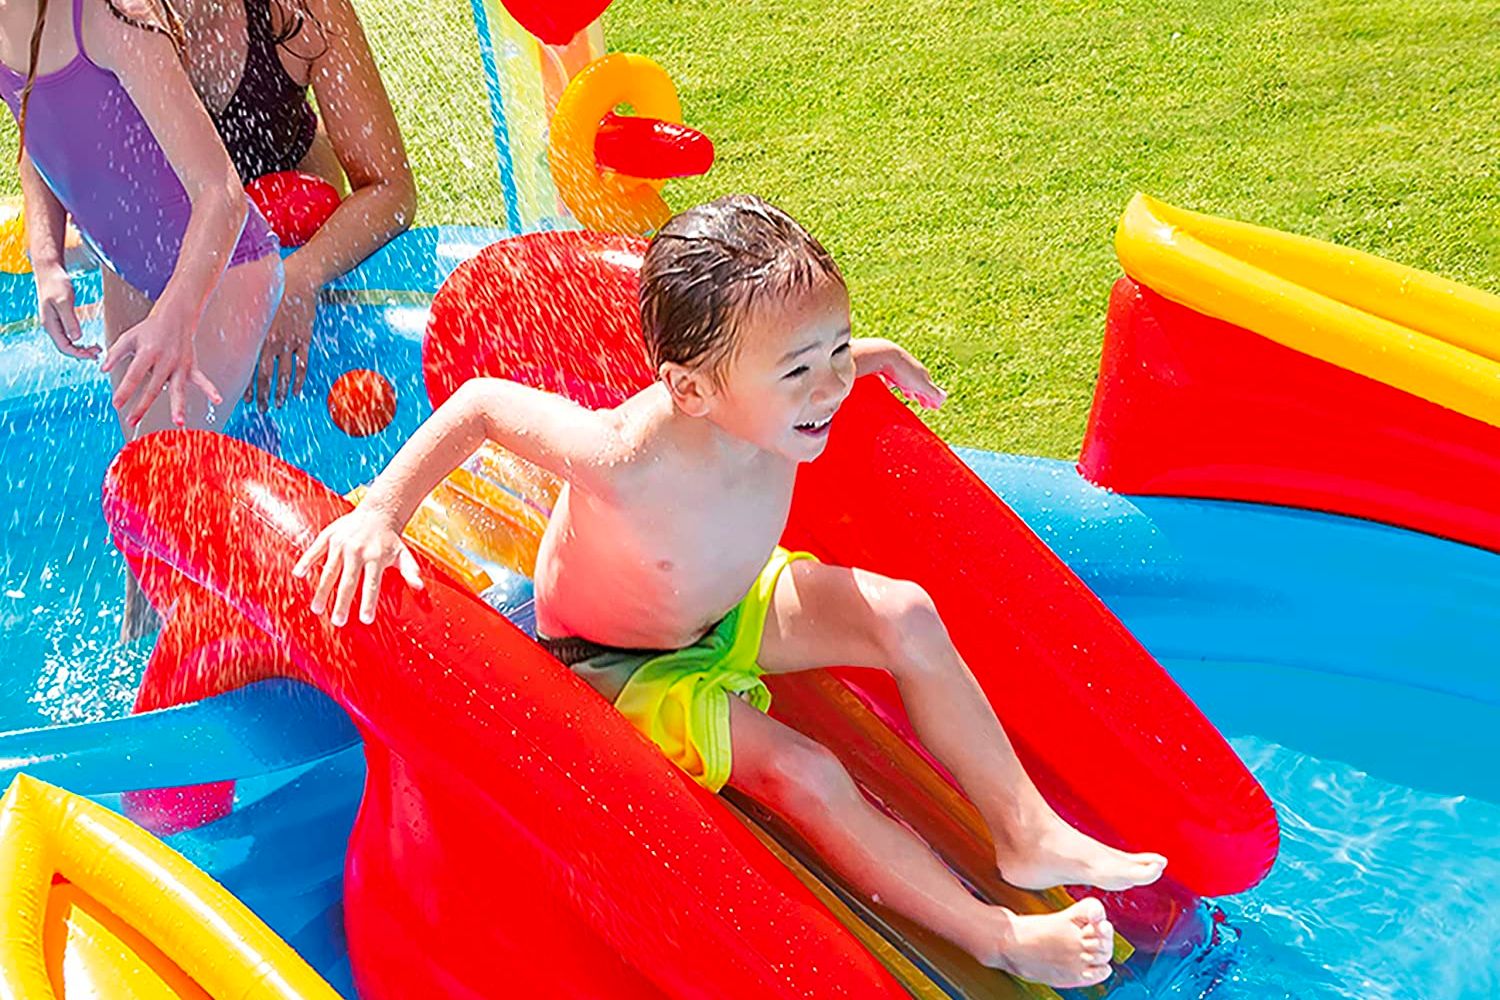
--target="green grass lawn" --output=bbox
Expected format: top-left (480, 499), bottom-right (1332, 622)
top-left (5, 1), bottom-right (1497, 456)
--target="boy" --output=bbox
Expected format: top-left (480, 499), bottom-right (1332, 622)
top-left (295, 195), bottom-right (1165, 988)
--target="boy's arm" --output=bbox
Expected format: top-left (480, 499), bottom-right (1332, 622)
top-left (851, 338), bottom-right (946, 409)
top-left (358, 377), bottom-right (621, 532)
top-left (295, 378), bottom-right (621, 626)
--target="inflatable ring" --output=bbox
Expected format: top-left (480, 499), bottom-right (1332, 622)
top-left (549, 53), bottom-right (681, 234)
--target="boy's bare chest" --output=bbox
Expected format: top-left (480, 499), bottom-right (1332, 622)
top-left (630, 458), bottom-right (796, 568)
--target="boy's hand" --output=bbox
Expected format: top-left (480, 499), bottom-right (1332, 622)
top-left (294, 509), bottom-right (424, 627)
top-left (853, 338), bottom-right (946, 409)
top-left (102, 310), bottom-right (221, 428)
top-left (36, 268), bottom-right (99, 361)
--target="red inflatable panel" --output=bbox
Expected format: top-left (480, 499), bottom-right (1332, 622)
top-left (423, 232), bottom-right (1279, 898)
top-left (1080, 279), bottom-right (1500, 552)
top-left (106, 433), bottom-right (904, 1000)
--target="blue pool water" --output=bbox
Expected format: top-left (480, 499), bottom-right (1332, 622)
top-left (1, 228), bottom-right (1495, 998)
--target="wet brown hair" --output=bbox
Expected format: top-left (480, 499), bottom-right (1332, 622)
top-left (639, 194), bottom-right (845, 376)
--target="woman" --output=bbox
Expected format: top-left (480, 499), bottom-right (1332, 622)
top-left (179, 0), bottom-right (416, 408)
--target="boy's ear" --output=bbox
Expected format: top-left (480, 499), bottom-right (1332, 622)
top-left (660, 361), bottom-right (714, 417)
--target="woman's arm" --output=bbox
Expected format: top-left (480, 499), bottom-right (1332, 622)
top-left (20, 153), bottom-right (96, 359)
top-left (87, 5), bottom-right (245, 423)
top-left (250, 0), bottom-right (415, 408)
top-left (291, 0), bottom-right (415, 291)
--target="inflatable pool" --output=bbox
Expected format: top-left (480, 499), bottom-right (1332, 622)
top-left (0, 3), bottom-right (1496, 995)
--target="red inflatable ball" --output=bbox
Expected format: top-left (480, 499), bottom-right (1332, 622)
top-left (328, 369), bottom-right (397, 437)
top-left (245, 171), bottom-right (341, 248)
top-left (500, 0), bottom-right (611, 44)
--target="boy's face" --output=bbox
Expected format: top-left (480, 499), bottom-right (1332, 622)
top-left (678, 276), bottom-right (855, 462)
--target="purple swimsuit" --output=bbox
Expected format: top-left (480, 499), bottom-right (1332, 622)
top-left (0, 0), bottom-right (278, 299)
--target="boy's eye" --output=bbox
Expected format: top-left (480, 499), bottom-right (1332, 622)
top-left (832, 343), bottom-right (851, 357)
top-left (784, 365), bottom-right (810, 380)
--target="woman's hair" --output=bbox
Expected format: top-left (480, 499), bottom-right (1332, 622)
top-left (639, 194), bottom-right (845, 376)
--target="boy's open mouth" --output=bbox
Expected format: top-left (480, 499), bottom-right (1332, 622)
top-left (795, 415), bottom-right (833, 437)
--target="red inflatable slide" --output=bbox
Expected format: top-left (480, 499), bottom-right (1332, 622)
top-left (110, 231), bottom-right (1277, 998)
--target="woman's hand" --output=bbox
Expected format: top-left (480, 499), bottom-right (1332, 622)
top-left (852, 338), bottom-right (947, 409)
top-left (249, 270), bottom-right (316, 409)
top-left (36, 267), bottom-right (99, 361)
top-left (293, 508), bottom-right (424, 627)
top-left (102, 309), bottom-right (221, 427)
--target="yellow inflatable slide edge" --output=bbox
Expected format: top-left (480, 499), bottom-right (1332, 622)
top-left (1115, 193), bottom-right (1500, 428)
top-left (0, 773), bottom-right (340, 999)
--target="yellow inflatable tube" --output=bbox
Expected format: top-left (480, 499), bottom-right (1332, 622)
top-left (0, 773), bottom-right (341, 999)
top-left (1116, 193), bottom-right (1500, 428)
top-left (548, 53), bottom-right (681, 234)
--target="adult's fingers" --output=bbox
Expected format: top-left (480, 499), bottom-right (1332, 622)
top-left (292, 341), bottom-right (310, 398)
top-left (255, 346), bottom-right (276, 412)
top-left (123, 361), bottom-right (172, 427)
top-left (191, 367), bottom-right (221, 406)
top-left (42, 304), bottom-right (98, 359)
top-left (100, 329), bottom-right (136, 374)
top-left (274, 341), bottom-right (295, 408)
top-left (168, 370), bottom-right (188, 427)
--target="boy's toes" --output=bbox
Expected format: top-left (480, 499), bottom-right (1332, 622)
top-left (1069, 897), bottom-right (1108, 928)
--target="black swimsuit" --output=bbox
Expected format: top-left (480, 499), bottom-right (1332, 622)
top-left (211, 0), bottom-right (318, 182)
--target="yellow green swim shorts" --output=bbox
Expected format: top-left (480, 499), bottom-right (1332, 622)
top-left (539, 546), bottom-right (815, 792)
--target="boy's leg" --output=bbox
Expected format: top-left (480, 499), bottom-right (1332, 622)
top-left (726, 698), bottom-right (1114, 989)
top-left (758, 560), bottom-right (1166, 893)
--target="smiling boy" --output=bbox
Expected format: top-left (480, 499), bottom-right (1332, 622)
top-left (296, 194), bottom-right (1164, 988)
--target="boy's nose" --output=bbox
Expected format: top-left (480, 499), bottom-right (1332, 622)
top-left (812, 368), bottom-right (852, 407)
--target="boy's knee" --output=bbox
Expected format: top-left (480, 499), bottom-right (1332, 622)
top-left (874, 579), bottom-right (947, 664)
top-left (756, 738), bottom-right (859, 817)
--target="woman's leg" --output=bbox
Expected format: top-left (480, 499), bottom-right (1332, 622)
top-left (727, 699), bottom-right (1114, 988)
top-left (103, 256), bottom-right (281, 639)
top-left (109, 254), bottom-right (282, 438)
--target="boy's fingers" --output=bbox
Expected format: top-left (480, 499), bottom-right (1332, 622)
top-left (397, 546), bottom-right (424, 590)
top-left (311, 546), bottom-right (342, 614)
top-left (293, 531), bottom-right (328, 578)
top-left (359, 561), bottom-right (382, 624)
top-left (330, 551), bottom-right (362, 627)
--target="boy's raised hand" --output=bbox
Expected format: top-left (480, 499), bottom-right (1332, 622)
top-left (853, 338), bottom-right (947, 409)
top-left (294, 509), bottom-right (424, 627)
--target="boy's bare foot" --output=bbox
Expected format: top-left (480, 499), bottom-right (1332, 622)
top-left (998, 813), bottom-right (1167, 891)
top-left (966, 897), bottom-right (1114, 989)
